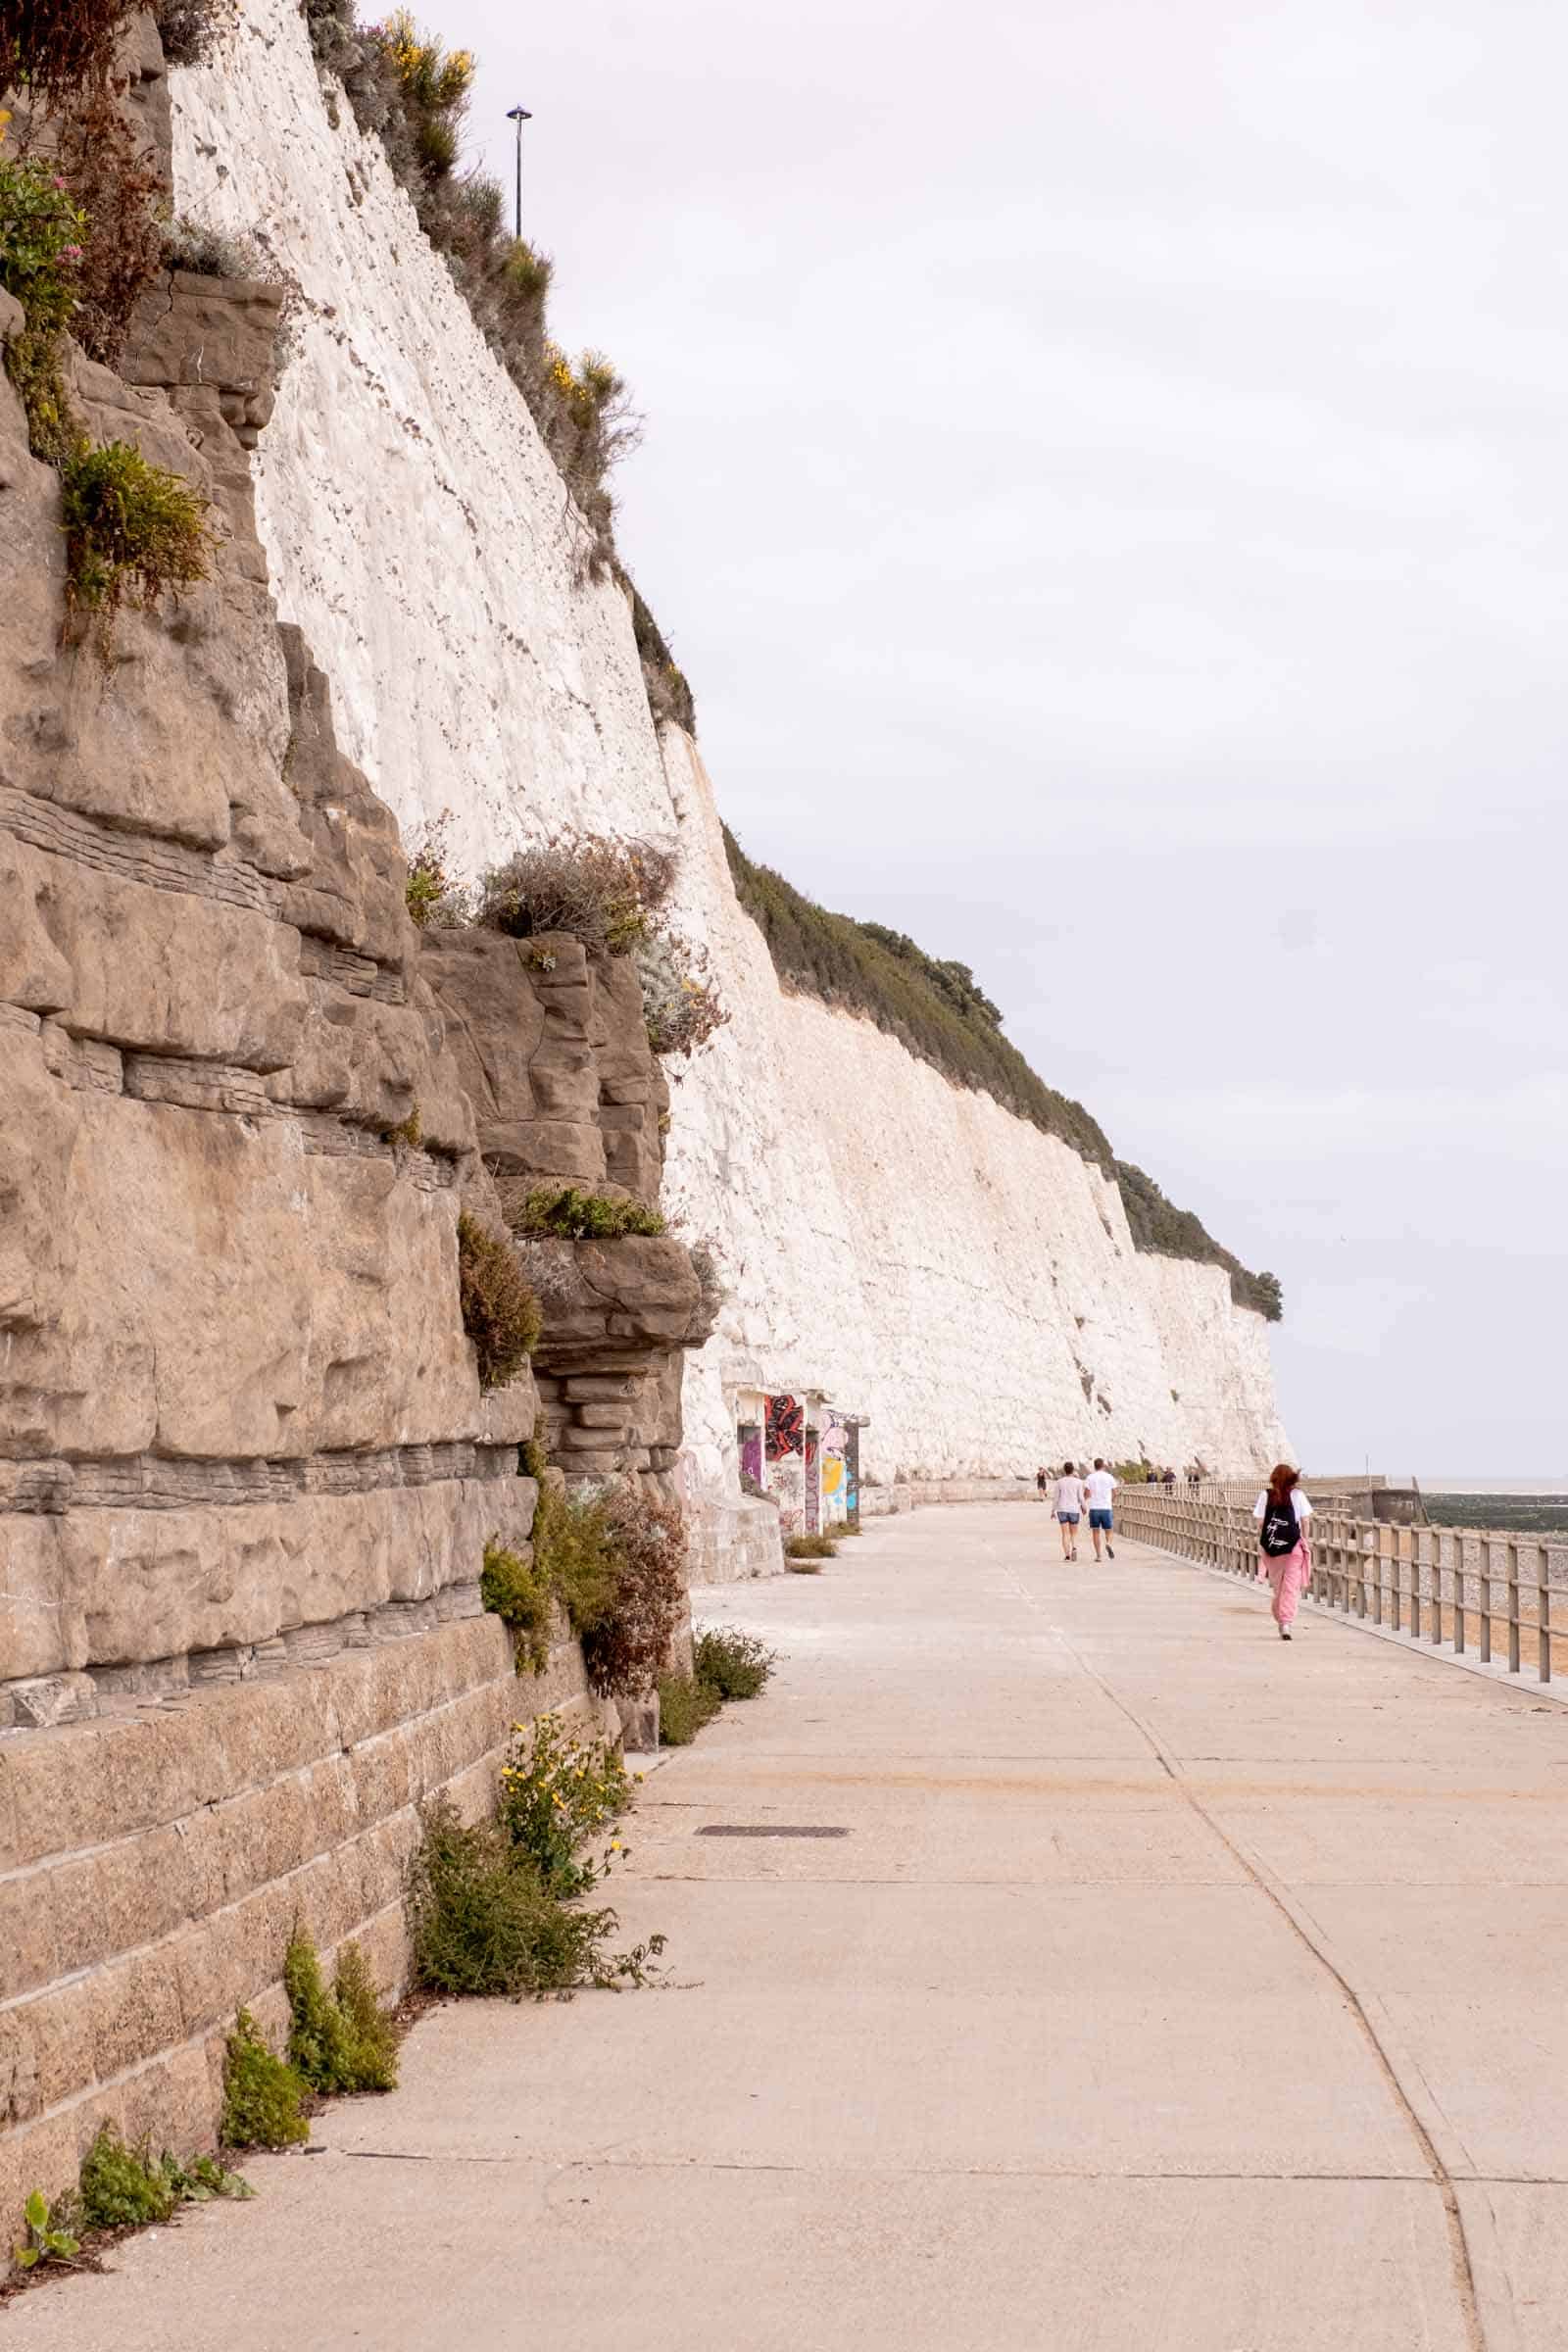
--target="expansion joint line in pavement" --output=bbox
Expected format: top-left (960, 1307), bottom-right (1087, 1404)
top-left (1001, 1557), bottom-right (1495, 2352)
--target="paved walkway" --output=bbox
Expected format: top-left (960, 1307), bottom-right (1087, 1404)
top-left (18, 1509), bottom-right (1568, 2350)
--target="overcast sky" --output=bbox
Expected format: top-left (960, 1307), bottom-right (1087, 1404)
top-left (430, 0), bottom-right (1567, 1480)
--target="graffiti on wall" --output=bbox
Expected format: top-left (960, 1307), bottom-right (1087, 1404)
top-left (764, 1393), bottom-right (808, 1533)
top-left (739, 1424), bottom-right (762, 1489)
top-left (771, 1449), bottom-right (806, 1535)
top-left (843, 1420), bottom-right (859, 1525)
top-left (764, 1394), bottom-right (804, 1461)
top-left (805, 1430), bottom-right (820, 1532)
top-left (819, 1413), bottom-right (853, 1526)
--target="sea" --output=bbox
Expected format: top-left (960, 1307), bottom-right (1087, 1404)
top-left (1412, 1479), bottom-right (1568, 1536)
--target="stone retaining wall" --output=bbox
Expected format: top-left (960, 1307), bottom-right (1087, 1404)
top-left (0, 90), bottom-right (708, 2241)
top-left (0, 1611), bottom-right (611, 2233)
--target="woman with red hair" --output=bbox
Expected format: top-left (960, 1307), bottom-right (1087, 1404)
top-left (1253, 1464), bottom-right (1314, 1640)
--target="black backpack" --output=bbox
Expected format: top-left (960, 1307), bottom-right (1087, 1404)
top-left (1259, 1499), bottom-right (1299, 1557)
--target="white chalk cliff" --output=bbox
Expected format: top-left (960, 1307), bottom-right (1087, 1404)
top-left (170, 0), bottom-right (1290, 1563)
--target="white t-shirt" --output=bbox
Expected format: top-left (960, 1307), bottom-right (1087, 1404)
top-left (1054, 1476), bottom-right (1086, 1515)
top-left (1084, 1471), bottom-right (1116, 1510)
top-left (1253, 1488), bottom-right (1312, 1523)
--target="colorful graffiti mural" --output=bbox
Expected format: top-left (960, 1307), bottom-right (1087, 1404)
top-left (805, 1430), bottom-right (820, 1532)
top-left (764, 1393), bottom-right (804, 1461)
top-left (819, 1414), bottom-right (848, 1526)
top-left (738, 1423), bottom-right (762, 1489)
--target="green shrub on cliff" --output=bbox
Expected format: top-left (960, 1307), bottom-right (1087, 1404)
top-left (457, 1213), bottom-right (541, 1389)
top-left (722, 826), bottom-right (1283, 1320)
top-left (475, 835), bottom-right (673, 955)
top-left (1112, 1161), bottom-right (1283, 1322)
top-left (520, 1448), bottom-right (621, 1635)
top-left (0, 155), bottom-right (86, 461)
top-left (500, 1441), bottom-right (685, 1701)
top-left (518, 1186), bottom-right (665, 1241)
top-left (723, 827), bottom-right (1113, 1167)
top-left (59, 437), bottom-right (215, 633)
top-left (480, 1536), bottom-right (557, 1676)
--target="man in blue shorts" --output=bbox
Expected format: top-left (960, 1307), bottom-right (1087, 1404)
top-left (1083, 1459), bottom-right (1117, 1561)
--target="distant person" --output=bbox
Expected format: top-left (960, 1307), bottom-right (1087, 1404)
top-left (1161, 1466), bottom-right (1177, 1490)
top-left (1254, 1463), bottom-right (1314, 1641)
top-left (1036, 1465), bottom-right (1050, 1502)
top-left (1052, 1461), bottom-right (1085, 1560)
top-left (1187, 1466), bottom-right (1200, 1489)
top-left (1083, 1458), bottom-right (1117, 1560)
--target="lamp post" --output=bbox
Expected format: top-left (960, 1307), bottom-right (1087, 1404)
top-left (506, 105), bottom-right (532, 240)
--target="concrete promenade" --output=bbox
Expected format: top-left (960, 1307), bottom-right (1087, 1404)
top-left (17, 1506), bottom-right (1568, 2350)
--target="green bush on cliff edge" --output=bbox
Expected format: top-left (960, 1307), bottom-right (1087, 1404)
top-left (722, 827), bottom-right (1282, 1321)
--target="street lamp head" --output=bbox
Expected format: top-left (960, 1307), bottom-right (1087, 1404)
top-left (507, 105), bottom-right (532, 122)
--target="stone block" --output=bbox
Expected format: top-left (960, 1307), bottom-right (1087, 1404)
top-left (329, 1613), bottom-right (510, 1748)
top-left (173, 1904), bottom-right (252, 2042)
top-left (84, 1943), bottom-right (188, 2082)
top-left (0, 2112), bottom-right (82, 2253)
top-left (572, 1402), bottom-right (630, 1430)
top-left (6, 1672), bottom-right (95, 1730)
top-left (0, 830), bottom-right (74, 1014)
top-left (30, 837), bottom-right (304, 1059)
top-left (47, 1824), bottom-right (193, 1976)
top-left (122, 271), bottom-right (285, 445)
top-left (181, 1773), bottom-right (312, 1917)
top-left (615, 1691), bottom-right (659, 1749)
top-left (564, 1375), bottom-right (639, 1400)
top-left (347, 1727), bottom-right (416, 1830)
top-left (120, 2037), bottom-right (216, 2163)
top-left (1, 1976), bottom-right (96, 2126)
top-left (0, 1874), bottom-right (60, 2003)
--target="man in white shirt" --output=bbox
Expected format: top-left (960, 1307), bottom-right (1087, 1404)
top-left (1083, 1459), bottom-right (1117, 1560)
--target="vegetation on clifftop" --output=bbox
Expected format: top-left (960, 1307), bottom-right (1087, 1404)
top-left (723, 827), bottom-right (1282, 1320)
top-left (723, 827), bottom-right (1114, 1165)
top-left (1112, 1160), bottom-right (1282, 1322)
top-left (301, 1), bottom-right (692, 729)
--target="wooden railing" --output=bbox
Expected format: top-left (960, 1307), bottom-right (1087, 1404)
top-left (1114, 1487), bottom-right (1567, 1686)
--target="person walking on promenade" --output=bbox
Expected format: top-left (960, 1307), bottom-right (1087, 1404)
top-left (1052, 1462), bottom-right (1085, 1560)
top-left (1254, 1463), bottom-right (1314, 1640)
top-left (1083, 1458), bottom-right (1117, 1560)
top-left (1036, 1465), bottom-right (1050, 1502)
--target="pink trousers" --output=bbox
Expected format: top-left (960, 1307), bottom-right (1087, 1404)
top-left (1261, 1544), bottom-right (1310, 1627)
